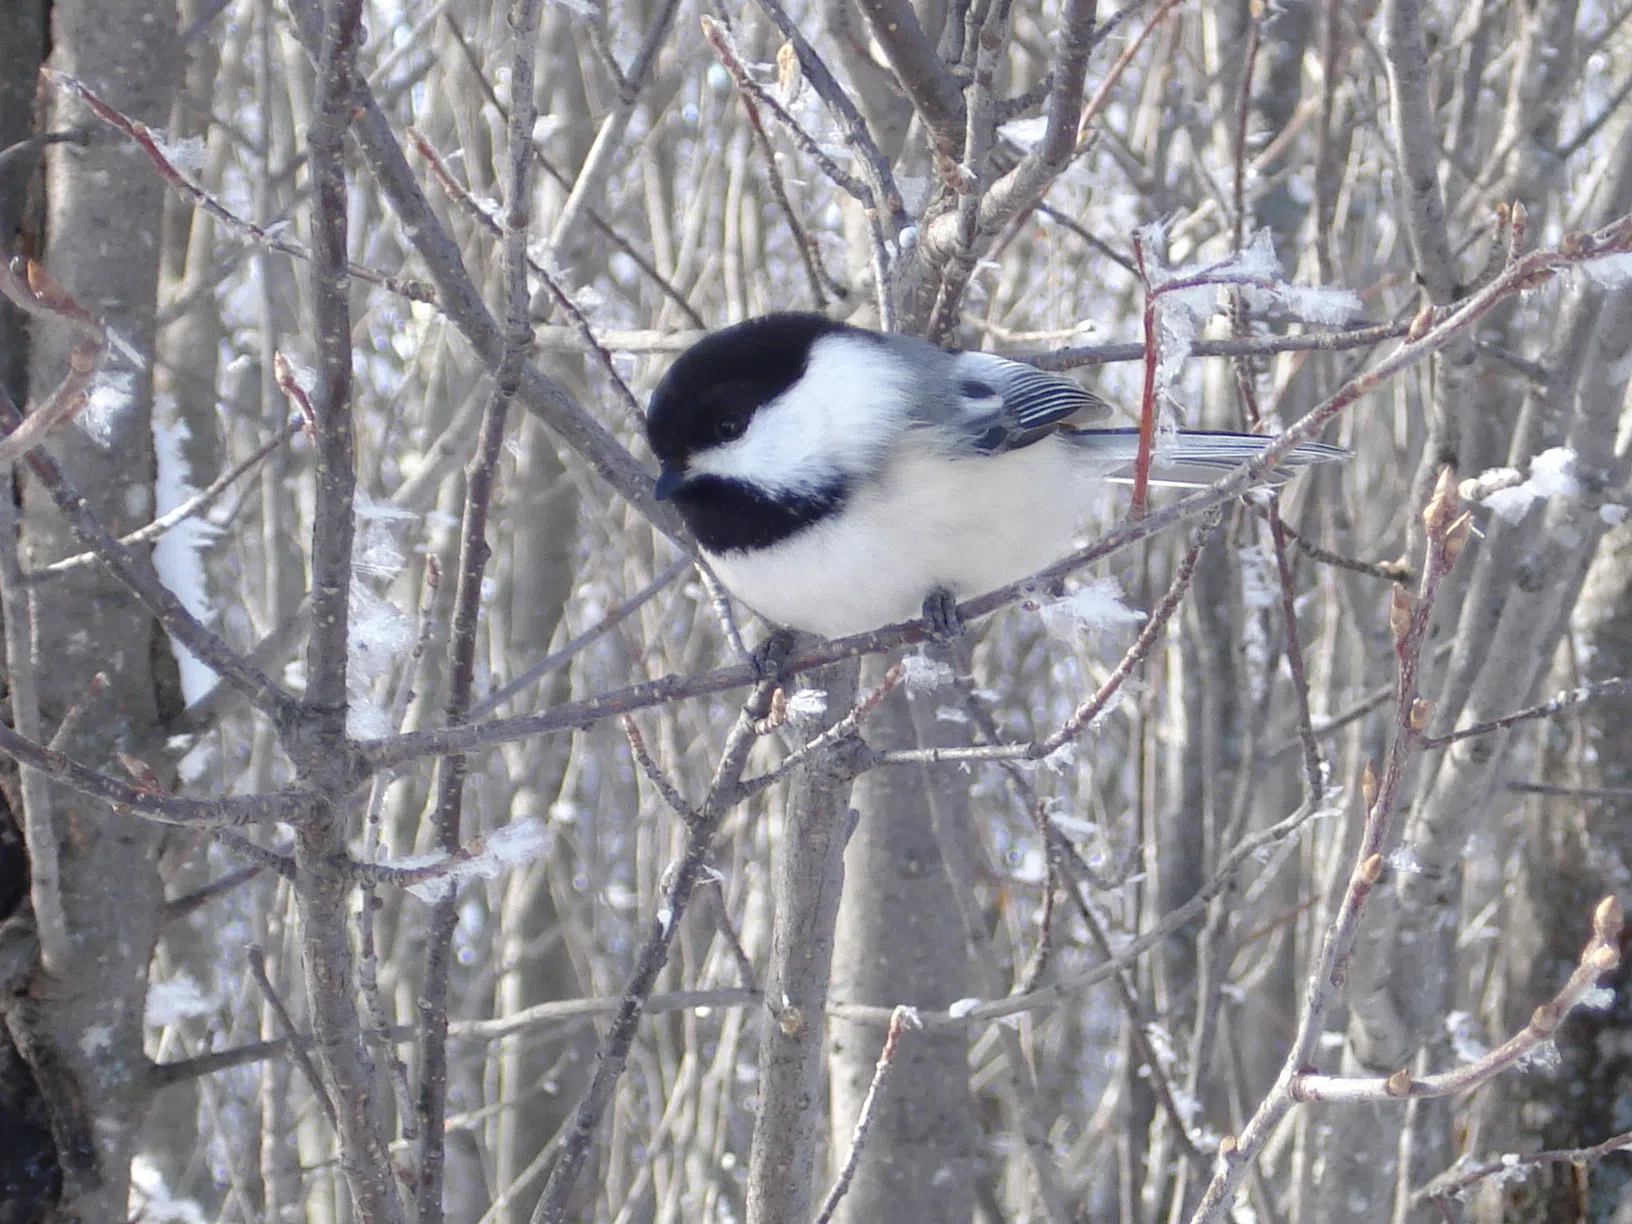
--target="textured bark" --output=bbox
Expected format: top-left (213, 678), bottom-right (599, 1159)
top-left (5, 0), bottom-right (179, 1220)
top-left (0, 6), bottom-right (55, 1220)
top-left (746, 659), bottom-right (861, 1224)
top-left (829, 672), bottom-right (975, 1224)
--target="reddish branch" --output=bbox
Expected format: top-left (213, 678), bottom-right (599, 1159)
top-left (44, 70), bottom-right (436, 304)
top-left (1186, 469), bottom-right (1475, 1224)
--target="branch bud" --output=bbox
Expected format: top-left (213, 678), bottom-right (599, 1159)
top-left (1360, 853), bottom-right (1385, 885)
top-left (1422, 467), bottom-right (1460, 540)
top-left (1385, 1068), bottom-right (1413, 1098)
top-left (1361, 759), bottom-right (1379, 811)
top-left (775, 41), bottom-right (802, 101)
top-left (1409, 698), bottom-right (1433, 733)
top-left (1587, 944), bottom-right (1620, 974)
top-left (1408, 300), bottom-right (1434, 341)
top-left (1443, 513), bottom-right (1473, 566)
top-left (1389, 585), bottom-right (1413, 643)
top-left (1594, 894), bottom-right (1624, 940)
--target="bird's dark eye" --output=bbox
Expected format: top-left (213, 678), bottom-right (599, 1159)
top-left (715, 412), bottom-right (748, 442)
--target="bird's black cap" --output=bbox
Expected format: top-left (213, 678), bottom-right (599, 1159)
top-left (645, 313), bottom-right (857, 466)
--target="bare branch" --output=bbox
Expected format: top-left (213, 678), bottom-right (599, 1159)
top-left (1421, 679), bottom-right (1632, 750)
top-left (812, 1006), bottom-right (923, 1224)
top-left (1291, 896), bottom-right (1621, 1103)
top-left (30, 417), bottom-right (300, 581)
top-left (43, 70), bottom-right (436, 304)
top-left (532, 678), bottom-right (784, 1223)
top-left (0, 720), bottom-right (304, 827)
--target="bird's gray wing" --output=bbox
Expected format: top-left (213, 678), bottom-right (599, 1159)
top-left (946, 351), bottom-right (1113, 454)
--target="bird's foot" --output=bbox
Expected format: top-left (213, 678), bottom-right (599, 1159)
top-left (750, 628), bottom-right (799, 686)
top-left (920, 588), bottom-right (965, 645)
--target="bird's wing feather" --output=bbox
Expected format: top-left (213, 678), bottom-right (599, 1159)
top-left (947, 351), bottom-right (1112, 454)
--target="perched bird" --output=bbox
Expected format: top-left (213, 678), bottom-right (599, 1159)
top-left (646, 313), bottom-right (1344, 640)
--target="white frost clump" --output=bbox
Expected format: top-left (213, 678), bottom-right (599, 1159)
top-left (79, 369), bottom-right (136, 446)
top-left (130, 1155), bottom-right (209, 1224)
top-left (1481, 447), bottom-right (1579, 522)
top-left (1515, 1039), bottom-right (1562, 1074)
top-left (1580, 250), bottom-right (1632, 288)
top-left (152, 405), bottom-right (221, 705)
top-left (948, 997), bottom-right (982, 1019)
top-left (346, 583), bottom-right (415, 738)
top-left (145, 974), bottom-right (214, 1026)
top-left (404, 817), bottom-right (553, 903)
top-left (1133, 227), bottom-right (1359, 433)
top-left (1576, 985), bottom-right (1616, 1012)
top-left (346, 493), bottom-right (420, 736)
top-left (997, 115), bottom-right (1051, 149)
top-left (900, 651), bottom-right (956, 693)
top-left (353, 491), bottom-right (419, 577)
top-left (1040, 576), bottom-right (1146, 642)
top-left (1385, 844), bottom-right (1423, 875)
top-left (151, 130), bottom-right (209, 175)
top-left (785, 688), bottom-right (828, 721)
top-left (1445, 1011), bottom-right (1490, 1062)
top-left (1143, 1022), bottom-right (1180, 1073)
top-left (1273, 282), bottom-right (1364, 325)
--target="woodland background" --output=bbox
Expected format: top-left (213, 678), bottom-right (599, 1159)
top-left (0, 0), bottom-right (1631, 1222)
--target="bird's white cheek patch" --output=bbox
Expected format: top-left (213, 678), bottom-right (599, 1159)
top-left (686, 335), bottom-right (909, 496)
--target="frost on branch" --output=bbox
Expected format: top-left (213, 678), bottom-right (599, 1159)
top-left (392, 818), bottom-right (555, 903)
top-left (1466, 447), bottom-right (1579, 522)
top-left (1039, 576), bottom-right (1146, 643)
top-left (1137, 227), bottom-right (1362, 434)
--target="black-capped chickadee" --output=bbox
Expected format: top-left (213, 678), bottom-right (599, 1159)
top-left (646, 313), bottom-right (1344, 640)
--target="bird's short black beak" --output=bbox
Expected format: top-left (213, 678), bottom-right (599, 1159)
top-left (654, 465), bottom-right (685, 500)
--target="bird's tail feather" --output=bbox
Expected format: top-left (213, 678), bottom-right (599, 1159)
top-left (1063, 427), bottom-right (1347, 487)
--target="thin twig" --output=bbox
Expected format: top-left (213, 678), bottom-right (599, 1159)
top-left (1290, 896), bottom-right (1621, 1103)
top-left (247, 944), bottom-right (337, 1129)
top-left (623, 715), bottom-right (696, 819)
top-left (1421, 678), bottom-right (1632, 749)
top-left (530, 677), bottom-right (782, 1223)
top-left (417, 2), bottom-right (541, 1213)
top-left (1266, 500), bottom-right (1326, 799)
top-left (29, 417), bottom-right (300, 580)
top-left (1422, 1121), bottom-right (1632, 1204)
top-left (0, 385), bottom-right (291, 718)
top-left (1186, 471), bottom-right (1472, 1223)
top-left (45, 71), bottom-right (436, 304)
top-left (812, 1006), bottom-right (923, 1224)
top-left (469, 559), bottom-right (688, 719)
top-left (700, 18), bottom-right (876, 208)
top-left (1027, 319), bottom-right (1412, 370)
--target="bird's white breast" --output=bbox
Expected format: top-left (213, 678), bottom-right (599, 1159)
top-left (702, 434), bottom-right (1093, 638)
